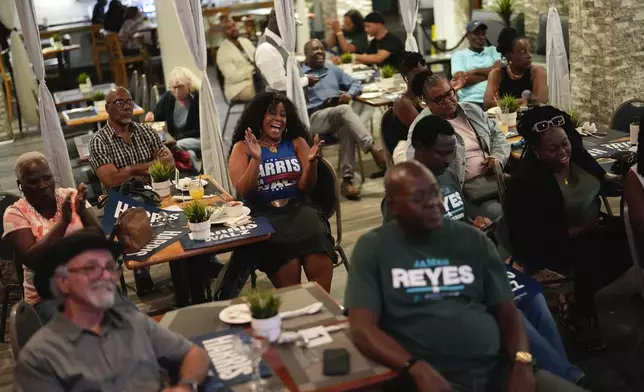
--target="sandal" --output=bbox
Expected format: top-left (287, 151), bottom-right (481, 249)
top-left (557, 293), bottom-right (607, 353)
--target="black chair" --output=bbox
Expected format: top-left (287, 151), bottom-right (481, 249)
top-left (380, 107), bottom-right (398, 168)
top-left (319, 133), bottom-right (366, 185)
top-left (610, 99), bottom-right (644, 133)
top-left (150, 84), bottom-right (160, 111)
top-left (536, 13), bottom-right (569, 58)
top-left (215, 65), bottom-right (248, 138)
top-left (8, 301), bottom-right (42, 359)
top-left (0, 192), bottom-right (22, 341)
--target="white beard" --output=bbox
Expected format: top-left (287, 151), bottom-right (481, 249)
top-left (87, 282), bottom-right (116, 309)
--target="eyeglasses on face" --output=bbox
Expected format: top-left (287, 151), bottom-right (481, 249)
top-left (66, 262), bottom-right (119, 280)
top-left (107, 99), bottom-right (134, 107)
top-left (532, 115), bottom-right (565, 133)
top-left (430, 88), bottom-right (456, 105)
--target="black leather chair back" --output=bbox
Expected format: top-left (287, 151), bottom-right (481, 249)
top-left (310, 158), bottom-right (337, 219)
top-left (610, 99), bottom-right (644, 133)
top-left (9, 302), bottom-right (42, 359)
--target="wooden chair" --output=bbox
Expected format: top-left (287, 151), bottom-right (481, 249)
top-left (90, 25), bottom-right (108, 82)
top-left (0, 51), bottom-right (13, 122)
top-left (103, 32), bottom-right (144, 87)
top-left (8, 302), bottom-right (41, 359)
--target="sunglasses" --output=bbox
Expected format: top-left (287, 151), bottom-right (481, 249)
top-left (532, 115), bottom-right (565, 133)
top-left (107, 99), bottom-right (134, 107)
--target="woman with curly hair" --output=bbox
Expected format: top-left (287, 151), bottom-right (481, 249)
top-left (228, 92), bottom-right (336, 291)
top-left (483, 27), bottom-right (547, 110)
top-left (504, 105), bottom-right (631, 352)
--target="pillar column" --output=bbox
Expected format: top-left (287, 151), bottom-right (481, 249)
top-left (433, 0), bottom-right (470, 50)
top-left (570, 0), bottom-right (644, 125)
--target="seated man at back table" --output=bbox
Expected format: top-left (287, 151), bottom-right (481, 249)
top-left (353, 11), bottom-right (403, 68)
top-left (89, 86), bottom-right (174, 293)
top-left (16, 229), bottom-right (209, 392)
top-left (216, 18), bottom-right (257, 102)
top-left (303, 39), bottom-right (386, 200)
top-left (90, 86), bottom-right (175, 191)
top-left (346, 161), bottom-right (587, 392)
top-left (450, 21), bottom-right (503, 108)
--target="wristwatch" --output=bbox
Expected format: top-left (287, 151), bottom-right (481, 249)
top-left (177, 378), bottom-right (199, 391)
top-left (401, 357), bottom-right (420, 374)
top-left (514, 351), bottom-right (534, 365)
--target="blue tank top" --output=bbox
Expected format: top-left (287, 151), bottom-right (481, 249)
top-left (250, 139), bottom-right (302, 203)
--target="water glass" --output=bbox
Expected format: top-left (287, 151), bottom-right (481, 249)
top-left (232, 335), bottom-right (269, 391)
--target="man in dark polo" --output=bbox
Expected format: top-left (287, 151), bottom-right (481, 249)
top-left (15, 229), bottom-right (209, 392)
top-left (89, 86), bottom-right (174, 292)
top-left (89, 86), bottom-right (175, 191)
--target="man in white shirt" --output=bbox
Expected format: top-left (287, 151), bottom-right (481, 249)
top-left (255, 9), bottom-right (320, 93)
top-left (216, 18), bottom-right (257, 102)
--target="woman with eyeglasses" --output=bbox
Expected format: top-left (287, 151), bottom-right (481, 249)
top-left (504, 106), bottom-right (632, 352)
top-left (2, 152), bottom-right (104, 323)
top-left (483, 27), bottom-right (548, 110)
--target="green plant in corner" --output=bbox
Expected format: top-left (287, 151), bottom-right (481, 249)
top-left (567, 110), bottom-right (581, 128)
top-left (77, 72), bottom-right (90, 85)
top-left (340, 52), bottom-right (353, 64)
top-left (493, 0), bottom-right (515, 28)
top-left (498, 94), bottom-right (520, 113)
top-left (380, 64), bottom-right (396, 79)
top-left (246, 290), bottom-right (282, 320)
top-left (181, 201), bottom-right (214, 223)
top-left (148, 160), bottom-right (174, 183)
top-left (51, 33), bottom-right (61, 42)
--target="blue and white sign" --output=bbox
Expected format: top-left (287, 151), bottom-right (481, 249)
top-left (180, 216), bottom-right (274, 250)
top-left (505, 264), bottom-right (542, 309)
top-left (101, 191), bottom-right (189, 260)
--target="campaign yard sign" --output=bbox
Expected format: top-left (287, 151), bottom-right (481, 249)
top-left (191, 329), bottom-right (272, 391)
top-left (180, 216), bottom-right (274, 250)
top-left (505, 264), bottom-right (542, 309)
top-left (102, 191), bottom-right (189, 261)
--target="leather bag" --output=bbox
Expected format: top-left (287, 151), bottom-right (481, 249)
top-left (113, 207), bottom-right (154, 254)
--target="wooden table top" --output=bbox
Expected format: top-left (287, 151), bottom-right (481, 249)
top-left (61, 104), bottom-right (145, 127)
top-left (354, 84), bottom-right (404, 108)
top-left (159, 282), bottom-right (398, 392)
top-left (124, 175), bottom-right (269, 270)
top-left (54, 83), bottom-right (116, 106)
top-left (42, 44), bottom-right (81, 58)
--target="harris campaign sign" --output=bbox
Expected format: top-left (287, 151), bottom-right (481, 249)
top-left (180, 216), bottom-right (274, 251)
top-left (101, 191), bottom-right (189, 261)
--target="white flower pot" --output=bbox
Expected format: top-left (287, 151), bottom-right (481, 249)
top-left (188, 221), bottom-right (211, 241)
top-left (151, 180), bottom-right (171, 197)
top-left (251, 314), bottom-right (281, 342)
top-left (79, 83), bottom-right (91, 93)
top-left (94, 100), bottom-right (106, 112)
top-left (341, 63), bottom-right (353, 73)
top-left (507, 111), bottom-right (517, 127)
top-left (380, 77), bottom-right (395, 89)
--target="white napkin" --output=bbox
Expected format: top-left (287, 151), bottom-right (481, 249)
top-left (223, 216), bottom-right (252, 228)
top-left (279, 302), bottom-right (323, 320)
top-left (297, 326), bottom-right (332, 348)
top-left (171, 194), bottom-right (217, 202)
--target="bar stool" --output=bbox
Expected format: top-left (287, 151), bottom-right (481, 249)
top-left (103, 32), bottom-right (144, 87)
top-left (90, 25), bottom-right (108, 82)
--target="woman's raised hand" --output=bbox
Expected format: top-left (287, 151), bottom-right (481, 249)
top-left (245, 128), bottom-right (262, 160)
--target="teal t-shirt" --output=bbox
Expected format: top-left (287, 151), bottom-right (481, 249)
top-left (382, 169), bottom-right (465, 223)
top-left (451, 46), bottom-right (502, 104)
top-left (345, 219), bottom-right (513, 373)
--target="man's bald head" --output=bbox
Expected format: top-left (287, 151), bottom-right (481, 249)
top-left (304, 39), bottom-right (325, 68)
top-left (105, 86), bottom-right (130, 103)
top-left (385, 161), bottom-right (444, 231)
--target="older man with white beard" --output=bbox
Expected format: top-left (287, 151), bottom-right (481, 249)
top-left (16, 230), bottom-right (209, 392)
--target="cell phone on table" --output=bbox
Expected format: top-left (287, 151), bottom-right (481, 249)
top-left (323, 348), bottom-right (350, 376)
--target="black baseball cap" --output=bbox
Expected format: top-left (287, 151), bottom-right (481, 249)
top-left (466, 20), bottom-right (488, 33)
top-left (33, 229), bottom-right (123, 300)
top-left (364, 11), bottom-right (385, 25)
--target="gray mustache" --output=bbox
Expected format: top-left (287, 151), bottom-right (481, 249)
top-left (90, 281), bottom-right (115, 291)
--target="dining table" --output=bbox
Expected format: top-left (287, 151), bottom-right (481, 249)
top-left (61, 104), bottom-right (145, 127)
top-left (159, 282), bottom-right (398, 392)
top-left (54, 83), bottom-right (116, 107)
top-left (122, 174), bottom-right (271, 307)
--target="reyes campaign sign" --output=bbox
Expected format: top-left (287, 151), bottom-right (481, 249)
top-left (101, 191), bottom-right (189, 260)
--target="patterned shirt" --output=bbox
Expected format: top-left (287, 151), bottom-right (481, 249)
top-left (89, 121), bottom-right (163, 173)
top-left (3, 188), bottom-right (88, 305)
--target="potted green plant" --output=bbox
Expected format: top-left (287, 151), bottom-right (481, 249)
top-left (182, 201), bottom-right (215, 241)
top-left (50, 33), bottom-right (62, 48)
top-left (247, 290), bottom-right (282, 342)
top-left (77, 72), bottom-right (92, 93)
top-left (497, 94), bottom-right (520, 129)
top-left (92, 91), bottom-right (106, 112)
top-left (379, 64), bottom-right (396, 89)
top-left (148, 160), bottom-right (174, 197)
top-left (339, 52), bottom-right (353, 72)
top-left (493, 0), bottom-right (515, 28)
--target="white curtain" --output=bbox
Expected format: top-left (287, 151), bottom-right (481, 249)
top-left (274, 0), bottom-right (310, 127)
top-left (546, 1), bottom-right (570, 111)
top-left (400, 0), bottom-right (420, 52)
top-left (173, 0), bottom-right (232, 193)
top-left (14, 0), bottom-right (74, 188)
top-left (0, 1), bottom-right (38, 128)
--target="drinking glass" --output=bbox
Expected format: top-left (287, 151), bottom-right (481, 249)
top-left (232, 335), bottom-right (269, 392)
top-left (188, 179), bottom-right (204, 201)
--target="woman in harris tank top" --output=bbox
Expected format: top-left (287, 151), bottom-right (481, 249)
top-left (483, 27), bottom-right (548, 110)
top-left (228, 92), bottom-right (336, 292)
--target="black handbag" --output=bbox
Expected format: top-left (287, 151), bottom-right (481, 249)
top-left (97, 179), bottom-right (162, 209)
